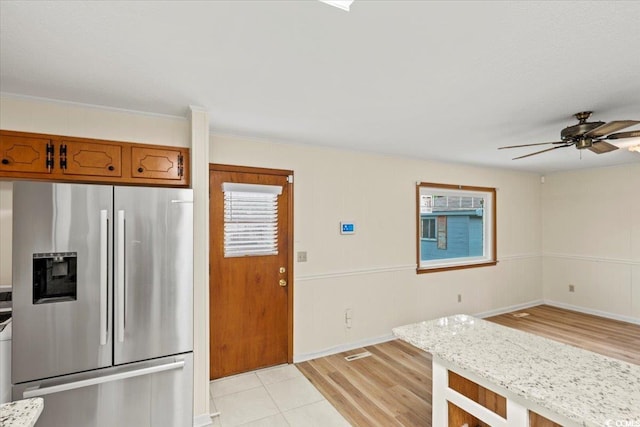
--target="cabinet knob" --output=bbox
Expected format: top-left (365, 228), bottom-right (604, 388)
top-left (1, 159), bottom-right (8, 165)
top-left (108, 165), bottom-right (115, 171)
top-left (137, 167), bottom-right (144, 173)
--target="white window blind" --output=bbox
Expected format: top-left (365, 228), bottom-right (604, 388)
top-left (223, 183), bottom-right (282, 257)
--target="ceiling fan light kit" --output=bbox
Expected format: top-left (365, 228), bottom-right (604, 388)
top-left (499, 111), bottom-right (640, 160)
top-left (610, 137), bottom-right (640, 153)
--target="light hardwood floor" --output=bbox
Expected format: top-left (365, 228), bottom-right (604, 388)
top-left (296, 305), bottom-right (640, 427)
top-left (488, 304), bottom-right (640, 365)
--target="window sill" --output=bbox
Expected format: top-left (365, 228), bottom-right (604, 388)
top-left (417, 260), bottom-right (497, 274)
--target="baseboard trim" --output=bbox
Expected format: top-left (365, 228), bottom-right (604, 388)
top-left (294, 300), bottom-right (544, 363)
top-left (293, 333), bottom-right (395, 363)
top-left (473, 299), bottom-right (544, 319)
top-left (193, 414), bottom-right (213, 427)
top-left (543, 299), bottom-right (640, 326)
top-left (292, 298), bottom-right (640, 364)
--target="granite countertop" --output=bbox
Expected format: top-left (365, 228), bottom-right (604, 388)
top-left (0, 398), bottom-right (44, 427)
top-left (393, 314), bottom-right (640, 427)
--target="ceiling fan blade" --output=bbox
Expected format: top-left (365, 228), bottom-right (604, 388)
top-left (588, 141), bottom-right (619, 154)
top-left (498, 141), bottom-right (564, 149)
top-left (604, 130), bottom-right (640, 140)
top-left (584, 120), bottom-right (640, 137)
top-left (512, 144), bottom-right (572, 160)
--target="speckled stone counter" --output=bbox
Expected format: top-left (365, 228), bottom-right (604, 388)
top-left (0, 398), bottom-right (44, 427)
top-left (393, 314), bottom-right (640, 426)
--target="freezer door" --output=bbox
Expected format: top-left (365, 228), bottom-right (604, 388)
top-left (12, 182), bottom-right (113, 384)
top-left (13, 354), bottom-right (193, 427)
top-left (114, 187), bottom-right (193, 364)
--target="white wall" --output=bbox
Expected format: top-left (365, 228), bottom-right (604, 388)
top-left (542, 163), bottom-right (640, 322)
top-left (210, 133), bottom-right (543, 359)
top-left (0, 96), bottom-right (190, 147)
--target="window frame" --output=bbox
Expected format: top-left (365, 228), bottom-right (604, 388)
top-left (416, 182), bottom-right (497, 274)
top-left (421, 217), bottom-right (437, 240)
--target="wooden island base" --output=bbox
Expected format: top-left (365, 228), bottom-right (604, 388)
top-left (442, 361), bottom-right (562, 426)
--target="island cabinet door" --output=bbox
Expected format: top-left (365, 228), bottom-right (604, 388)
top-left (0, 133), bottom-right (53, 174)
top-left (60, 140), bottom-right (122, 177)
top-left (130, 146), bottom-right (184, 181)
top-left (530, 412), bottom-right (562, 427)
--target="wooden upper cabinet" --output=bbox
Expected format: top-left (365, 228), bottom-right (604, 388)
top-left (61, 140), bottom-right (122, 177)
top-left (0, 130), bottom-right (190, 187)
top-left (131, 146), bottom-right (184, 181)
top-left (0, 134), bottom-right (53, 174)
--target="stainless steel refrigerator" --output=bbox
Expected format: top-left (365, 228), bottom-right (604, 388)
top-left (11, 181), bottom-right (193, 427)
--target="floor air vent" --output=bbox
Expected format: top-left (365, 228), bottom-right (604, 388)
top-left (344, 351), bottom-right (372, 362)
top-left (512, 312), bottom-right (530, 318)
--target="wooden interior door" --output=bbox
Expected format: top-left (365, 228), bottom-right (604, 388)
top-left (209, 164), bottom-right (293, 379)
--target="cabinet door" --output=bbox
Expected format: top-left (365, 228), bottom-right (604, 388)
top-left (61, 140), bottom-right (122, 177)
top-left (131, 147), bottom-right (184, 181)
top-left (0, 134), bottom-right (53, 174)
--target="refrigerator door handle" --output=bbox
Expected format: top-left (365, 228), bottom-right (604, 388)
top-left (117, 209), bottom-right (126, 343)
top-left (22, 360), bottom-right (186, 398)
top-left (99, 209), bottom-right (108, 346)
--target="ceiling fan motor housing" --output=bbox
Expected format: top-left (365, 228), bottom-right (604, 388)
top-left (561, 121), bottom-right (605, 142)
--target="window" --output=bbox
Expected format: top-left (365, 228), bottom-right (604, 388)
top-left (223, 182), bottom-right (282, 257)
top-left (416, 182), bottom-right (496, 273)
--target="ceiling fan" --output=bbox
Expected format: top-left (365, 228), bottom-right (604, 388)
top-left (499, 111), bottom-right (640, 159)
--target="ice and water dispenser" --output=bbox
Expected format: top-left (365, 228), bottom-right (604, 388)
top-left (32, 252), bottom-right (77, 303)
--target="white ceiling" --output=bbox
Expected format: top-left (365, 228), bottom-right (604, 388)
top-left (1, 1), bottom-right (639, 174)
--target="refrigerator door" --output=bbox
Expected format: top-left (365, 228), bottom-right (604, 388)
top-left (12, 353), bottom-right (193, 427)
top-left (113, 187), bottom-right (193, 364)
top-left (12, 182), bottom-right (113, 384)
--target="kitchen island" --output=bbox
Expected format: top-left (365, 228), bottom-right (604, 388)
top-left (0, 398), bottom-right (43, 427)
top-left (393, 314), bottom-right (640, 427)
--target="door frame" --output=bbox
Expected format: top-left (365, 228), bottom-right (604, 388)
top-left (208, 163), bottom-right (294, 365)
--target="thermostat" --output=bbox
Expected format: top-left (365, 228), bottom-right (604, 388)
top-left (340, 221), bottom-right (355, 235)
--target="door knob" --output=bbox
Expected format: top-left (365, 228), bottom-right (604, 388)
top-left (279, 279), bottom-right (287, 287)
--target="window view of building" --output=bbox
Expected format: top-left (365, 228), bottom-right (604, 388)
top-left (420, 195), bottom-right (484, 260)
top-left (417, 183), bottom-right (496, 273)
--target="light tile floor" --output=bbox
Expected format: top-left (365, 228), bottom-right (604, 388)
top-left (209, 364), bottom-right (351, 427)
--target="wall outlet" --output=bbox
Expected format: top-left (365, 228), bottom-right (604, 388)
top-left (297, 251), bottom-right (307, 262)
top-left (457, 294), bottom-right (462, 303)
top-left (569, 284), bottom-right (575, 292)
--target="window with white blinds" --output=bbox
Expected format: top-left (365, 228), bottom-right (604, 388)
top-left (223, 183), bottom-right (282, 257)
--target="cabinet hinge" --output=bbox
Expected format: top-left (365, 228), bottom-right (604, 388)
top-left (177, 153), bottom-right (184, 177)
top-left (59, 144), bottom-right (67, 170)
top-left (46, 142), bottom-right (54, 171)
